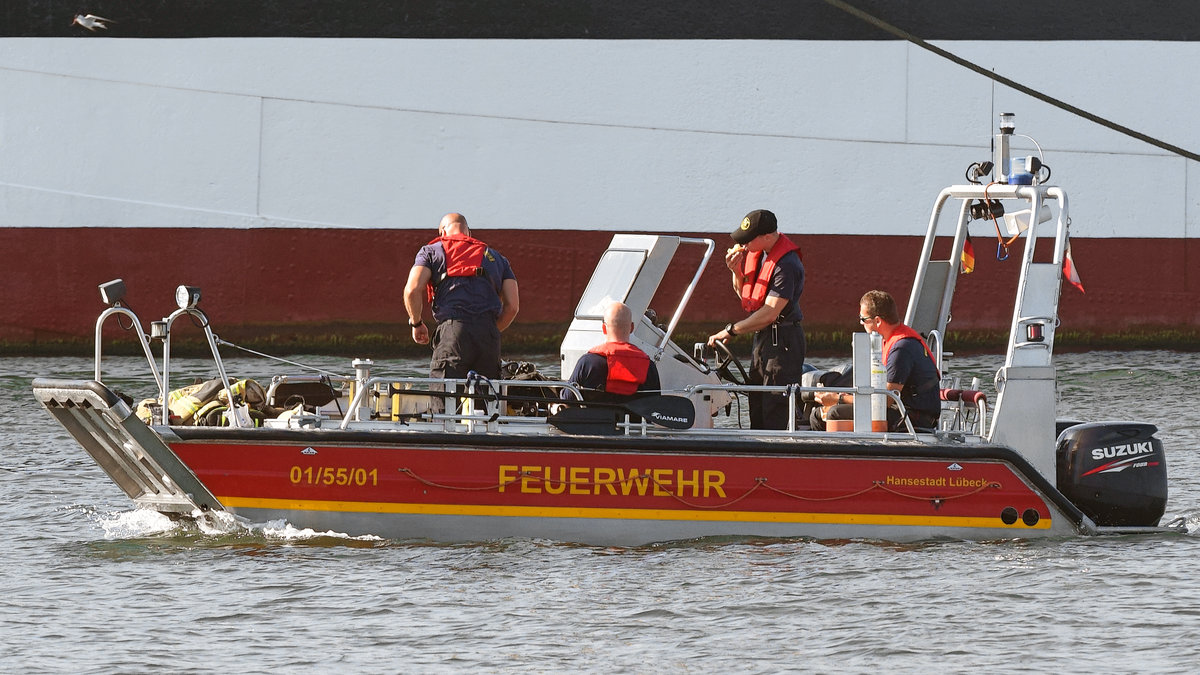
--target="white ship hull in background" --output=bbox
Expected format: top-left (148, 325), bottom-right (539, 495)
top-left (3, 39), bottom-right (1194, 237)
top-left (2, 3), bottom-right (1198, 340)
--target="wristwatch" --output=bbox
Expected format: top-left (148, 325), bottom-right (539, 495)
top-left (724, 322), bottom-right (737, 336)
top-left (408, 319), bottom-right (423, 328)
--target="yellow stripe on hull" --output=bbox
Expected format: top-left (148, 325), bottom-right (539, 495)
top-left (219, 496), bottom-right (1052, 530)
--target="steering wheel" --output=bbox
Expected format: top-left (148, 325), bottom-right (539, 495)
top-left (711, 339), bottom-right (749, 386)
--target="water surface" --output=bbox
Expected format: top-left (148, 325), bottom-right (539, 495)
top-left (3, 351), bottom-right (1199, 673)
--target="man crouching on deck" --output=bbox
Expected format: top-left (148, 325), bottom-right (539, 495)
top-left (403, 213), bottom-right (520, 385)
top-left (564, 301), bottom-right (661, 404)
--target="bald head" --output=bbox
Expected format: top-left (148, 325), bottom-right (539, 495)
top-left (603, 301), bottom-right (635, 342)
top-left (439, 212), bottom-right (469, 237)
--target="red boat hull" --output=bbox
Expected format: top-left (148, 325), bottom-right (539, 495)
top-left (169, 431), bottom-right (1072, 543)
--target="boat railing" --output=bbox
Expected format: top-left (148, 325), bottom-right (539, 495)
top-left (91, 280), bottom-right (260, 428)
top-left (266, 373), bottom-right (355, 393)
top-left (654, 237), bottom-right (715, 352)
top-left (328, 376), bottom-right (928, 439)
top-left (335, 372), bottom-right (586, 433)
top-left (927, 329), bottom-right (946, 375)
top-left (939, 388), bottom-right (989, 436)
top-left (94, 304), bottom-right (163, 392)
top-left (157, 306), bottom-right (248, 427)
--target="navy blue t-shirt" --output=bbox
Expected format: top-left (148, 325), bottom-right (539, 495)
top-left (762, 249), bottom-right (805, 323)
top-left (415, 241), bottom-right (515, 322)
top-left (886, 337), bottom-right (940, 415)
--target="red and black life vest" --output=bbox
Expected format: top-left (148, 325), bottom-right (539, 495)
top-left (740, 234), bottom-right (802, 313)
top-left (426, 234), bottom-right (491, 303)
top-left (587, 341), bottom-right (651, 396)
top-left (883, 323), bottom-right (940, 377)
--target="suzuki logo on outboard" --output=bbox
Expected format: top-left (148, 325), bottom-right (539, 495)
top-left (1091, 441), bottom-right (1155, 461)
top-left (1083, 441), bottom-right (1160, 476)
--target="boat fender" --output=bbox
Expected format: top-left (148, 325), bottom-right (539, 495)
top-left (940, 389), bottom-right (986, 404)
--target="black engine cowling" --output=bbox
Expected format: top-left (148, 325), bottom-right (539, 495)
top-left (1056, 421), bottom-right (1167, 527)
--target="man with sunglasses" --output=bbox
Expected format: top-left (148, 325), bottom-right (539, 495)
top-left (811, 290), bottom-right (940, 432)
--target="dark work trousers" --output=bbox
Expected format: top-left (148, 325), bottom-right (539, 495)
top-left (749, 323), bottom-right (806, 430)
top-left (430, 317), bottom-right (501, 412)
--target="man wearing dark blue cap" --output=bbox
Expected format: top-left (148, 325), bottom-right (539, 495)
top-left (707, 209), bottom-right (806, 429)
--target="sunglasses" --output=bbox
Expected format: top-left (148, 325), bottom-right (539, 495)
top-left (859, 316), bottom-right (873, 323)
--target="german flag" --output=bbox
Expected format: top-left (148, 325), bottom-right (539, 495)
top-left (960, 236), bottom-right (976, 274)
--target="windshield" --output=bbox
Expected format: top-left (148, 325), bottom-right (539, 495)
top-left (574, 249), bottom-right (646, 318)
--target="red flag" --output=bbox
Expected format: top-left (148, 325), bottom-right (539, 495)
top-left (960, 236), bottom-right (975, 274)
top-left (1063, 242), bottom-right (1085, 294)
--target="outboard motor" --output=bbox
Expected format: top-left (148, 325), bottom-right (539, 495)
top-left (1056, 422), bottom-right (1167, 527)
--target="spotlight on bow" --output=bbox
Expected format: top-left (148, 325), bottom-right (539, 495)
top-left (99, 279), bottom-right (127, 307)
top-left (175, 285), bottom-right (202, 310)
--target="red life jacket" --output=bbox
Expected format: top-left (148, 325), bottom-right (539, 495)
top-left (587, 341), bottom-right (651, 396)
top-left (425, 234), bottom-right (490, 304)
top-left (883, 323), bottom-right (940, 377)
top-left (740, 234), bottom-right (802, 313)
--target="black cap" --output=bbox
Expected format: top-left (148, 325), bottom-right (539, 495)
top-left (732, 209), bottom-right (777, 245)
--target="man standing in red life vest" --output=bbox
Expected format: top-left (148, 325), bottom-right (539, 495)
top-left (812, 290), bottom-right (941, 431)
top-left (403, 213), bottom-right (520, 383)
top-left (707, 209), bottom-right (806, 429)
top-left (565, 301), bottom-right (660, 403)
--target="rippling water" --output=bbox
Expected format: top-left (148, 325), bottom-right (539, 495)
top-left (4, 351), bottom-right (1200, 673)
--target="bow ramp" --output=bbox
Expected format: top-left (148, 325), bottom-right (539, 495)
top-left (33, 378), bottom-right (218, 514)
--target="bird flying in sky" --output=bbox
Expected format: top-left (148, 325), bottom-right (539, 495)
top-left (72, 14), bottom-right (114, 31)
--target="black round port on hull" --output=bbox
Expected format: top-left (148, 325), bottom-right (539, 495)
top-left (1001, 507), bottom-right (1019, 525)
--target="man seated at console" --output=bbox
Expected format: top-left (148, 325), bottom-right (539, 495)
top-left (811, 290), bottom-right (940, 431)
top-left (563, 301), bottom-right (661, 403)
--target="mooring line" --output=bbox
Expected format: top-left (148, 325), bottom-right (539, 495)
top-left (396, 468), bottom-right (1002, 509)
top-left (824, 0), bottom-right (1200, 162)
